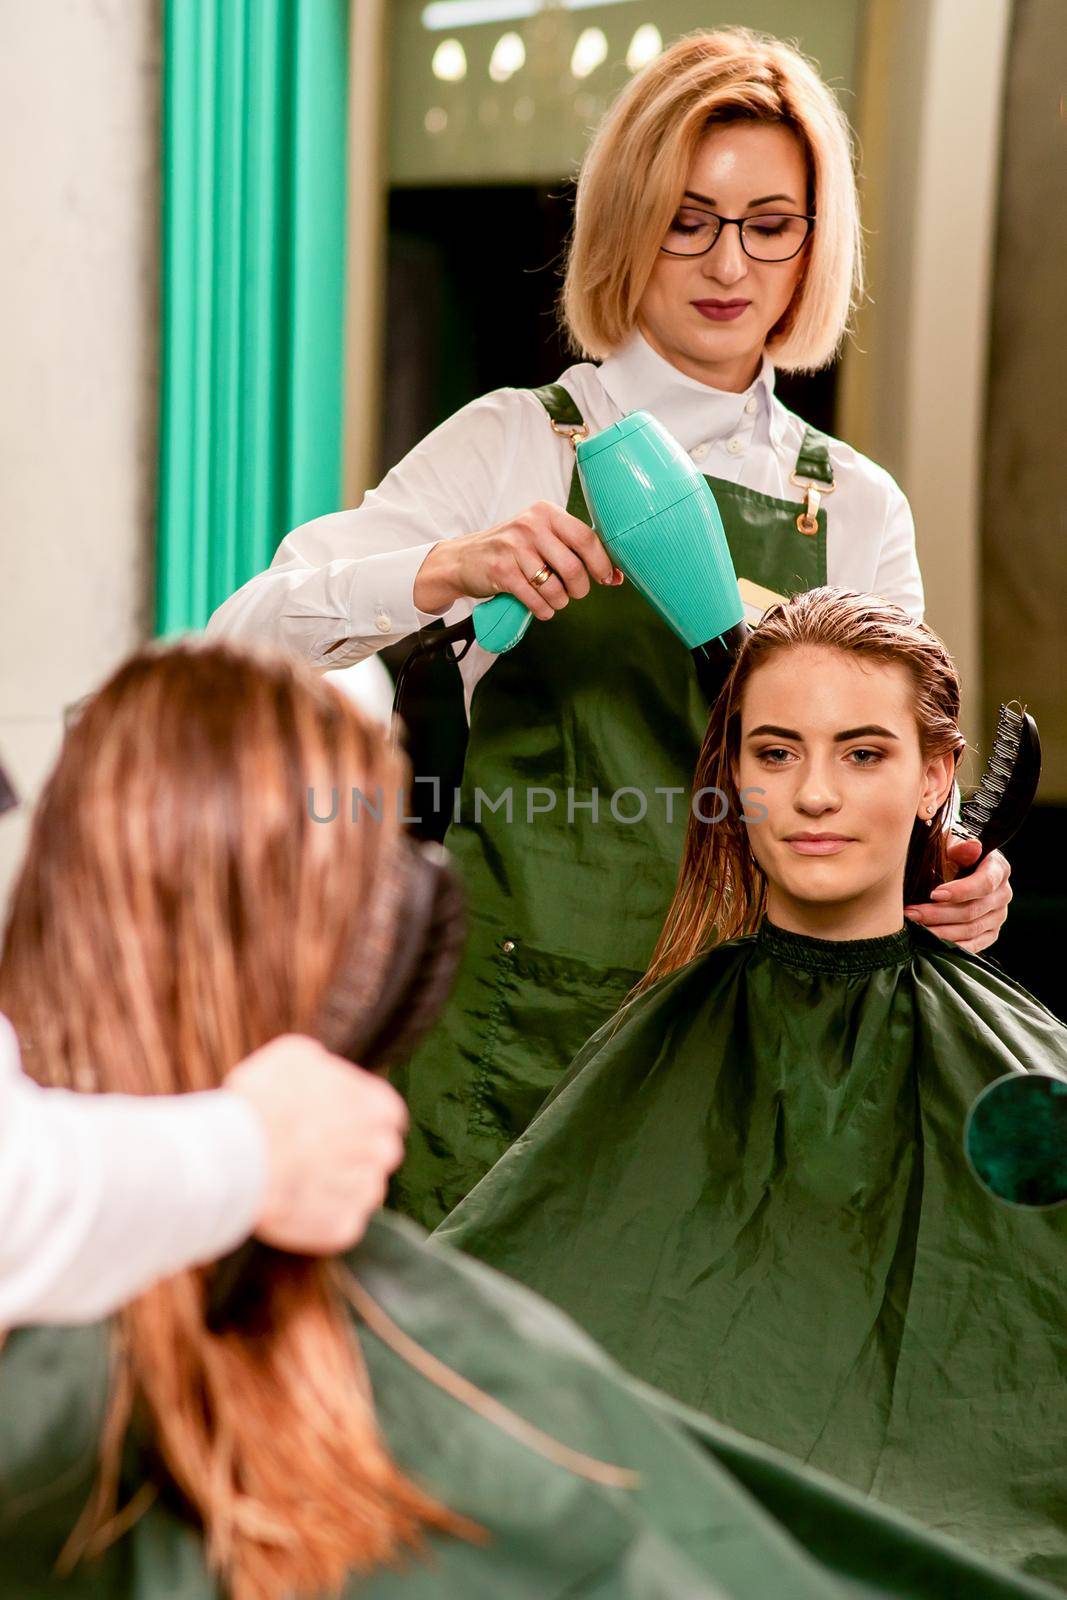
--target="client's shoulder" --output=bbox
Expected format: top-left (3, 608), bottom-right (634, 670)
top-left (616, 936), bottom-right (758, 1019)
top-left (353, 1210), bottom-right (612, 1368)
top-left (0, 1320), bottom-right (111, 1540)
top-left (347, 1211), bottom-right (654, 1469)
top-left (910, 921), bottom-right (1067, 1036)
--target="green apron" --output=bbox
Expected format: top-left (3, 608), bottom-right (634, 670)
top-left (393, 384), bottom-right (834, 1228)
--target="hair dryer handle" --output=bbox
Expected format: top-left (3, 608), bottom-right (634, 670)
top-left (471, 592), bottom-right (534, 654)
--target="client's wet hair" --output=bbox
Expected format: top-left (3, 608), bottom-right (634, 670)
top-left (0, 642), bottom-right (472, 1600)
top-left (640, 587), bottom-right (967, 990)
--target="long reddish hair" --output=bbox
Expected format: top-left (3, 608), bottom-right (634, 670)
top-left (640, 588), bottom-right (966, 992)
top-left (0, 642), bottom-right (470, 1599)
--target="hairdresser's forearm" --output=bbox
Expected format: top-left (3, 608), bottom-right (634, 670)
top-left (0, 1028), bottom-right (266, 1327)
top-left (207, 392), bottom-right (522, 665)
top-left (206, 530), bottom-right (444, 667)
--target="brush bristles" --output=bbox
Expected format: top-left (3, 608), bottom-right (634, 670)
top-left (957, 703), bottom-right (1025, 838)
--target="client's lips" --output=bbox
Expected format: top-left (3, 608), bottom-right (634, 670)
top-left (784, 832), bottom-right (855, 856)
top-left (692, 299), bottom-right (750, 322)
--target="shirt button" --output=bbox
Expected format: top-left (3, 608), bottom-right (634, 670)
top-left (726, 436), bottom-right (744, 455)
top-left (744, 396), bottom-right (758, 415)
top-left (690, 443), bottom-right (709, 463)
top-left (375, 612), bottom-right (392, 633)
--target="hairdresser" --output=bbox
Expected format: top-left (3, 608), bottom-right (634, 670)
top-left (0, 745), bottom-right (406, 1327)
top-left (209, 28), bottom-right (1012, 1227)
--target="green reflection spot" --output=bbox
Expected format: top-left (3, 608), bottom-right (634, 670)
top-left (966, 1074), bottom-right (1067, 1209)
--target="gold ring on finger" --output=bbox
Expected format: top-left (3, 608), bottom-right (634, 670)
top-left (529, 564), bottom-right (555, 590)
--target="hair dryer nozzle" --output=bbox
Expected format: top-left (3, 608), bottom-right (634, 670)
top-left (692, 622), bottom-right (750, 705)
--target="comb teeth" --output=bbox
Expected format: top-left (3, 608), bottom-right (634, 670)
top-left (957, 703), bottom-right (1025, 840)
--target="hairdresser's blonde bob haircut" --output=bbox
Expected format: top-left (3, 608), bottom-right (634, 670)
top-left (562, 28), bottom-right (862, 373)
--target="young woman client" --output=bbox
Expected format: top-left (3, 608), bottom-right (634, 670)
top-left (440, 589), bottom-right (1067, 1587)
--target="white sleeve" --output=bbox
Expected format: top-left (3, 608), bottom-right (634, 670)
top-left (207, 389), bottom-right (525, 668)
top-left (0, 1015), bottom-right (267, 1327)
top-left (873, 485), bottom-right (925, 622)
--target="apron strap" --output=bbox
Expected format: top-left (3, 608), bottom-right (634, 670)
top-left (530, 383), bottom-right (586, 427)
top-left (790, 424), bottom-right (836, 535)
top-left (793, 425), bottom-right (834, 484)
top-left (530, 384), bottom-right (592, 523)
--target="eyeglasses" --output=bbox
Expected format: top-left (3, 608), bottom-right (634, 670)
top-left (661, 207), bottom-right (815, 264)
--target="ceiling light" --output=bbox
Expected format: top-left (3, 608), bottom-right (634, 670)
top-left (424, 0), bottom-right (534, 27)
top-left (489, 31), bottom-right (525, 82)
top-left (626, 23), bottom-right (662, 72)
top-left (571, 26), bottom-right (608, 80)
top-left (422, 0), bottom-right (638, 30)
top-left (432, 38), bottom-right (467, 81)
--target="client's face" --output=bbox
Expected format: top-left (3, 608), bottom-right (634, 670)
top-left (734, 646), bottom-right (950, 934)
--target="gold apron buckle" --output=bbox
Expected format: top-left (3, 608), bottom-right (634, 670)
top-left (549, 418), bottom-right (589, 453)
top-left (789, 470), bottom-right (836, 535)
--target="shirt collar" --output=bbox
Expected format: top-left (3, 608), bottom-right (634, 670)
top-left (598, 331), bottom-right (780, 453)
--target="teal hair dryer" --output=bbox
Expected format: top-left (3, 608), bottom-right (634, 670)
top-left (396, 412), bottom-right (747, 706)
top-left (578, 411), bottom-right (747, 700)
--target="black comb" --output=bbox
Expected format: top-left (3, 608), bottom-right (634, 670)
top-left (954, 702), bottom-right (1041, 869)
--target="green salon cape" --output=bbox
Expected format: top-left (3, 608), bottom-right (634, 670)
top-left (1, 1211), bottom-right (1057, 1600)
top-left (439, 920), bottom-right (1067, 1589)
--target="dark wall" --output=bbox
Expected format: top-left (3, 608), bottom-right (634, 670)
top-left (382, 182), bottom-right (838, 475)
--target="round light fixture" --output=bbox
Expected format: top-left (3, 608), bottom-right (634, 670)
top-left (571, 27), bottom-right (608, 81)
top-left (432, 37), bottom-right (467, 82)
top-left (626, 24), bottom-right (662, 73)
top-left (489, 31), bottom-right (526, 83)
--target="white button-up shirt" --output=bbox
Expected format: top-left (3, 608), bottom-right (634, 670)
top-left (209, 333), bottom-right (923, 715)
top-left (0, 1013), bottom-right (265, 1326)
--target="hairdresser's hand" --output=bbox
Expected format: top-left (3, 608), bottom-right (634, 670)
top-left (412, 503), bottom-right (624, 621)
top-left (226, 1036), bottom-right (407, 1254)
top-left (904, 841), bottom-right (1012, 953)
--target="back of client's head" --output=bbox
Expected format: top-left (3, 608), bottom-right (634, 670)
top-left (0, 641), bottom-right (464, 1600)
top-left (642, 588), bottom-right (967, 988)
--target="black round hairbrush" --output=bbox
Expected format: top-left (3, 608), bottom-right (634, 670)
top-left (954, 702), bottom-right (1041, 869)
top-left (206, 841), bottom-right (466, 1336)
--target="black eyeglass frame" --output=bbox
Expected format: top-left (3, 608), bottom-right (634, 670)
top-left (660, 210), bottom-right (816, 263)
top-left (0, 757), bottom-right (18, 816)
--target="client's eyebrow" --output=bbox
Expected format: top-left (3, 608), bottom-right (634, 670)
top-left (835, 725), bottom-right (899, 742)
top-left (746, 724), bottom-right (900, 741)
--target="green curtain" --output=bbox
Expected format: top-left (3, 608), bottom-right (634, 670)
top-left (157, 0), bottom-right (350, 633)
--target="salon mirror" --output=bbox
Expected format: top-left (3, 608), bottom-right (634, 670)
top-left (965, 1072), bottom-right (1067, 1209)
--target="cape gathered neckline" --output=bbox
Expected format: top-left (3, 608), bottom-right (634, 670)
top-left (755, 918), bottom-right (916, 976)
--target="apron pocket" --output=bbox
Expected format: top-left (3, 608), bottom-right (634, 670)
top-left (466, 933), bottom-right (640, 1147)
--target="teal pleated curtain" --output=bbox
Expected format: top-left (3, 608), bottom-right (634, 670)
top-left (157, 0), bottom-right (349, 633)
